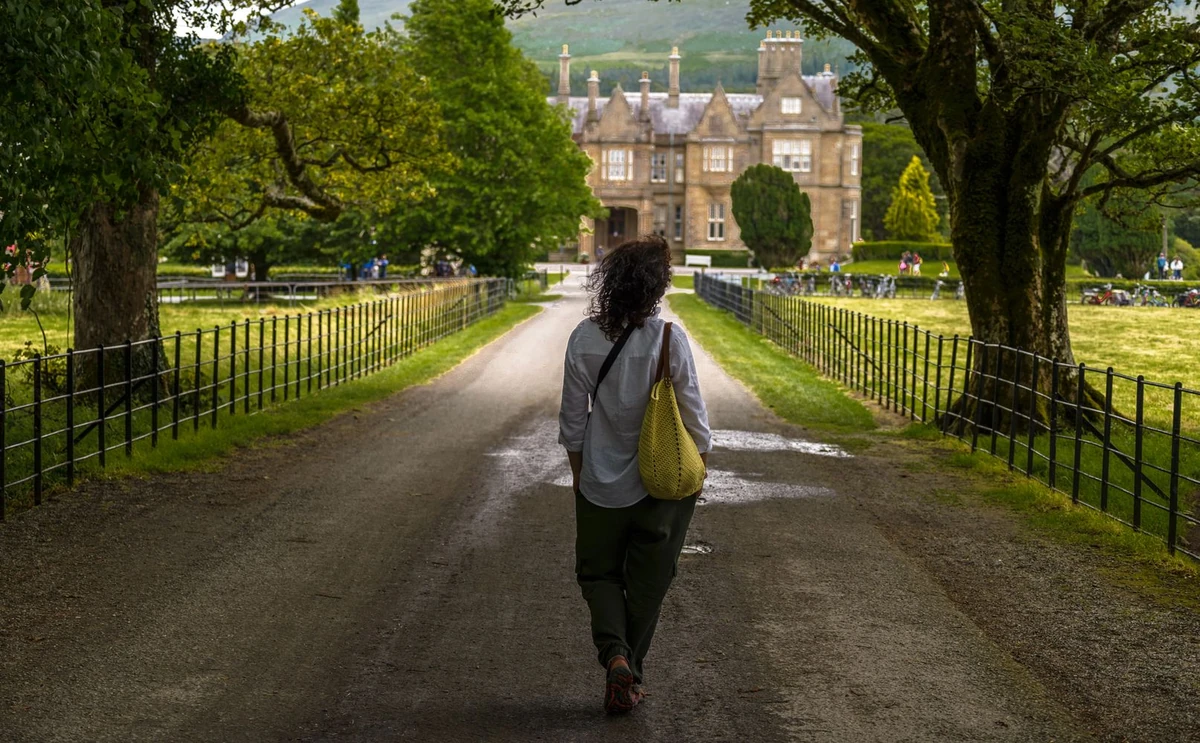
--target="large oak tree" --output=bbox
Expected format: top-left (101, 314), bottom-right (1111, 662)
top-left (503, 0), bottom-right (1200, 419)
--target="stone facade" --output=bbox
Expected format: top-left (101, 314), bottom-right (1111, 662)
top-left (550, 32), bottom-right (862, 265)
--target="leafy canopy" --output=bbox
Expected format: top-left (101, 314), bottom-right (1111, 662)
top-left (168, 10), bottom-right (451, 234)
top-left (884, 156), bottom-right (940, 242)
top-left (730, 164), bottom-right (814, 270)
top-left (399, 0), bottom-right (602, 277)
top-left (859, 122), bottom-right (945, 242)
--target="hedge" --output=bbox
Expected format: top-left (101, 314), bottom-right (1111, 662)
top-left (851, 241), bottom-right (954, 262)
top-left (684, 249), bottom-right (754, 268)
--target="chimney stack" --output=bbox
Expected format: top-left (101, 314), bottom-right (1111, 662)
top-left (587, 69), bottom-right (600, 122)
top-left (668, 47), bottom-right (681, 108)
top-left (557, 44), bottom-right (571, 105)
top-left (640, 71), bottom-right (651, 121)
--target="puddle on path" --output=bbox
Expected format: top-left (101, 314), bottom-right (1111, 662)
top-left (681, 543), bottom-right (713, 555)
top-left (696, 468), bottom-right (836, 505)
top-left (712, 430), bottom-right (851, 458)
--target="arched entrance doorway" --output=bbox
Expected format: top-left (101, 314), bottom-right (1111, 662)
top-left (594, 207), bottom-right (639, 258)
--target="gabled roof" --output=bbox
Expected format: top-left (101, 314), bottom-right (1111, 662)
top-left (552, 76), bottom-right (839, 137)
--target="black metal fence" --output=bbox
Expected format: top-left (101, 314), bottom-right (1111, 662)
top-left (0, 278), bottom-right (508, 517)
top-left (695, 272), bottom-right (1200, 560)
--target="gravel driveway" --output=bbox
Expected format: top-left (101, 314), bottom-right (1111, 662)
top-left (0, 274), bottom-right (1196, 742)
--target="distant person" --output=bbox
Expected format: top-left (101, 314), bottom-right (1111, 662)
top-left (559, 235), bottom-right (710, 715)
top-left (378, 254), bottom-right (389, 279)
top-left (1158, 252), bottom-right (1168, 280)
top-left (939, 261), bottom-right (950, 278)
top-left (831, 258), bottom-right (841, 273)
top-left (1172, 256), bottom-right (1184, 280)
top-left (898, 256), bottom-right (909, 276)
top-left (912, 252), bottom-right (923, 276)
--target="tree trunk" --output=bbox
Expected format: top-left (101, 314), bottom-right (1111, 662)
top-left (250, 251), bottom-right (271, 282)
top-left (70, 187), bottom-right (163, 384)
top-left (934, 114), bottom-right (1106, 433)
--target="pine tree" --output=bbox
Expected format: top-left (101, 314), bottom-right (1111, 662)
top-left (730, 164), bottom-right (813, 270)
top-left (884, 156), bottom-right (940, 242)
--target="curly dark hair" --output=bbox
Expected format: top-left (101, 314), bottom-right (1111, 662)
top-left (587, 235), bottom-right (673, 340)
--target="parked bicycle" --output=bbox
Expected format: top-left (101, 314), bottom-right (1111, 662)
top-left (931, 280), bottom-right (944, 300)
top-left (1081, 283), bottom-right (1133, 306)
top-left (1134, 284), bottom-right (1170, 307)
top-left (1174, 287), bottom-right (1200, 308)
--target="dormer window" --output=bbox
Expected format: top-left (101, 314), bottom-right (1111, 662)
top-left (781, 97), bottom-right (802, 115)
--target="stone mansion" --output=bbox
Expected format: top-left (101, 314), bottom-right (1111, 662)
top-left (549, 32), bottom-right (862, 264)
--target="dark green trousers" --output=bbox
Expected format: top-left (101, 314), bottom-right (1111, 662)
top-left (574, 491), bottom-right (697, 684)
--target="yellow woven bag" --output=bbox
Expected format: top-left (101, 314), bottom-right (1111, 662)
top-left (639, 323), bottom-right (706, 500)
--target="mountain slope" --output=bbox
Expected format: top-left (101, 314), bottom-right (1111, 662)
top-left (268, 0), bottom-right (854, 75)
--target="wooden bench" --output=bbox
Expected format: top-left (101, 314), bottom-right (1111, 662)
top-left (684, 254), bottom-right (713, 269)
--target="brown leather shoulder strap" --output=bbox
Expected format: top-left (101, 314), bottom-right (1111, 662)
top-left (654, 322), bottom-right (673, 383)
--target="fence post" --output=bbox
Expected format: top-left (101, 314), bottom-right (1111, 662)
top-left (1026, 355), bottom-right (1039, 476)
top-left (66, 349), bottom-right (76, 485)
top-left (173, 332), bottom-right (182, 441)
top-left (1049, 360), bottom-right (1059, 491)
top-left (283, 315), bottom-right (290, 401)
top-left (229, 320), bottom-right (237, 415)
top-left (33, 354), bottom-right (43, 505)
top-left (971, 343), bottom-right (987, 452)
top-left (1007, 351), bottom-right (1021, 470)
top-left (0, 360), bottom-right (6, 520)
top-left (1133, 376), bottom-right (1145, 530)
top-left (307, 312), bottom-right (314, 395)
top-left (989, 346), bottom-right (1002, 455)
top-left (1168, 382), bottom-right (1183, 554)
top-left (317, 310), bottom-right (324, 392)
top-left (942, 336), bottom-right (958, 434)
top-left (922, 332), bottom-right (931, 422)
top-left (211, 327), bottom-right (220, 429)
top-left (124, 340), bottom-right (134, 457)
top-left (271, 317), bottom-right (278, 402)
top-left (258, 319), bottom-right (266, 410)
top-left (193, 332), bottom-right (202, 434)
top-left (244, 320), bottom-right (251, 415)
top-left (885, 321), bottom-right (893, 410)
top-left (1100, 368), bottom-right (1114, 512)
top-left (911, 325), bottom-right (920, 421)
top-left (151, 336), bottom-right (160, 447)
top-left (1071, 364), bottom-right (1086, 503)
top-left (934, 335), bottom-right (945, 424)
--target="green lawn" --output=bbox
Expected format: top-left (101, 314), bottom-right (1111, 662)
top-left (668, 293), bottom-right (875, 434)
top-left (810, 297), bottom-right (1200, 411)
top-left (839, 260), bottom-right (1092, 280)
top-left (1, 287), bottom-right (401, 361)
top-left (671, 274), bottom-right (695, 290)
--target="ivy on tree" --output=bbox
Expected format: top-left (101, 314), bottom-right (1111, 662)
top-left (884, 156), bottom-right (940, 242)
top-left (730, 164), bottom-right (814, 270)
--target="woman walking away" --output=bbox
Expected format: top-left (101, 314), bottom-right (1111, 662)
top-left (559, 235), bottom-right (711, 714)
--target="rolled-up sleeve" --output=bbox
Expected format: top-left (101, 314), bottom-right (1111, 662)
top-left (669, 329), bottom-right (712, 454)
top-left (558, 333), bottom-right (589, 452)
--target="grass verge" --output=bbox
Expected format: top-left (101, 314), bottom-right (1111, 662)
top-left (672, 274), bottom-right (695, 290)
top-left (14, 304), bottom-right (539, 496)
top-left (903, 430), bottom-right (1200, 589)
top-left (668, 293), bottom-right (875, 434)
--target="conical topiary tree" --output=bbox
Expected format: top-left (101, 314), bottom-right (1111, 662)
top-left (884, 155), bottom-right (940, 242)
top-left (730, 163), bottom-right (813, 270)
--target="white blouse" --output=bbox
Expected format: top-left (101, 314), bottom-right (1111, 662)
top-left (558, 314), bottom-right (711, 508)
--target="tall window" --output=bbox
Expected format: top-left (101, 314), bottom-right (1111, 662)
top-left (703, 146), bottom-right (733, 173)
top-left (674, 153), bottom-right (685, 183)
top-left (781, 97), bottom-right (802, 115)
top-left (849, 200), bottom-right (859, 243)
top-left (773, 140), bottom-right (812, 173)
top-left (674, 205), bottom-right (683, 240)
top-left (601, 149), bottom-right (635, 181)
top-left (651, 153), bottom-right (668, 183)
top-left (707, 203), bottom-right (726, 241)
top-left (849, 143), bottom-right (860, 176)
top-left (654, 205), bottom-right (667, 235)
